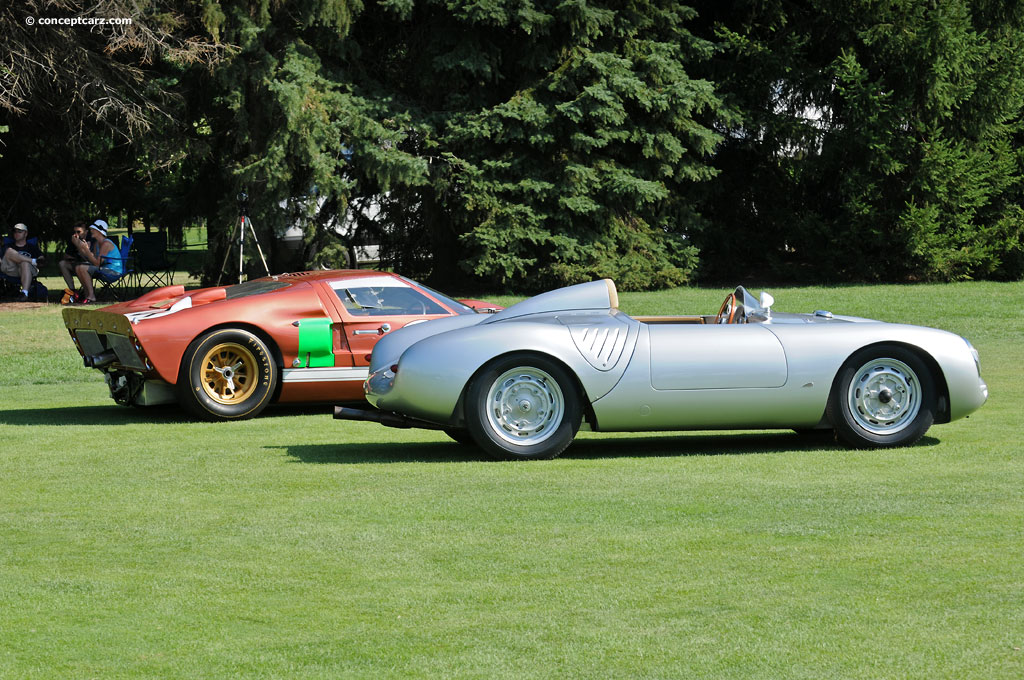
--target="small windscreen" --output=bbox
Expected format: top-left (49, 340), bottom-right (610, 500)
top-left (335, 285), bottom-right (448, 317)
top-left (225, 280), bottom-right (291, 299)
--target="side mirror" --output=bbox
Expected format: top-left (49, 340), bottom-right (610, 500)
top-left (759, 291), bottom-right (775, 310)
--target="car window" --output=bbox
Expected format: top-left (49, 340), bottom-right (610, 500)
top-left (335, 285), bottom-right (448, 317)
top-left (399, 277), bottom-right (475, 315)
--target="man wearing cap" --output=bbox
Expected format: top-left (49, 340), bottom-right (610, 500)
top-left (69, 219), bottom-right (123, 303)
top-left (1, 223), bottom-right (43, 301)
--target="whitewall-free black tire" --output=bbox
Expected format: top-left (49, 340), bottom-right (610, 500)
top-left (828, 344), bottom-right (936, 448)
top-left (178, 328), bottom-right (278, 421)
top-left (465, 353), bottom-right (582, 460)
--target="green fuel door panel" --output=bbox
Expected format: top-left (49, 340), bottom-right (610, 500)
top-left (296, 318), bottom-right (334, 368)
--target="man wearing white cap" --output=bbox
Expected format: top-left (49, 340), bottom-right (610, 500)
top-left (1, 223), bottom-right (43, 301)
top-left (69, 219), bottom-right (123, 303)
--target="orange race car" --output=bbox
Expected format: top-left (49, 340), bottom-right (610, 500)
top-left (62, 270), bottom-right (500, 420)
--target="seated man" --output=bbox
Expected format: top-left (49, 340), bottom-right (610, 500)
top-left (1, 223), bottom-right (44, 301)
top-left (69, 219), bottom-right (123, 303)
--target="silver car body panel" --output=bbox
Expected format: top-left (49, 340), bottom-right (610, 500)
top-left (592, 319), bottom-right (986, 431)
top-left (369, 309), bottom-right (640, 424)
top-left (764, 321), bottom-right (988, 422)
top-left (363, 280), bottom-right (988, 432)
top-left (369, 312), bottom-right (488, 365)
top-left (592, 324), bottom-right (821, 430)
top-left (648, 324), bottom-right (788, 389)
top-left (483, 278), bottom-right (618, 323)
top-left (563, 312), bottom-right (634, 371)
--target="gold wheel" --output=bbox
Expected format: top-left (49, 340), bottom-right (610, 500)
top-left (200, 342), bottom-right (258, 405)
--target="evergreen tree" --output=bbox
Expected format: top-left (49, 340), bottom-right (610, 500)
top-left (7, 1), bottom-right (1023, 288)
top-left (197, 0), bottom-right (723, 290)
top-left (391, 0), bottom-right (722, 290)
top-left (191, 0), bottom-right (431, 280)
top-left (694, 0), bottom-right (1024, 282)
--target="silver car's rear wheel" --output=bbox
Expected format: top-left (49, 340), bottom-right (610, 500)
top-left (465, 353), bottom-right (582, 460)
top-left (828, 345), bottom-right (936, 448)
top-left (485, 367), bottom-right (565, 447)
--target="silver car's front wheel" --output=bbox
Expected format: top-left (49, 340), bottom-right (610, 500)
top-left (828, 345), bottom-right (936, 448)
top-left (846, 358), bottom-right (922, 435)
top-left (465, 353), bottom-right (582, 460)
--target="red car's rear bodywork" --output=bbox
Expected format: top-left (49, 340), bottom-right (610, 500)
top-left (63, 270), bottom-right (500, 418)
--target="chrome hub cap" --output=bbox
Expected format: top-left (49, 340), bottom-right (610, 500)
top-left (848, 358), bottom-right (921, 435)
top-left (486, 367), bottom-right (564, 446)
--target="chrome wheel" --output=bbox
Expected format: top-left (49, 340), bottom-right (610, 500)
top-left (846, 357), bottom-right (921, 435)
top-left (485, 366), bottom-right (565, 446)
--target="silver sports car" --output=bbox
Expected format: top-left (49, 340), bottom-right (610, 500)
top-left (335, 280), bottom-right (988, 460)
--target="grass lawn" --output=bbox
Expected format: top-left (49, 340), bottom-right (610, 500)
top-left (0, 282), bottom-right (1022, 678)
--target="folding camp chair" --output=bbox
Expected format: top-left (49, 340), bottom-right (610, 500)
top-left (130, 231), bottom-right (176, 289)
top-left (96, 235), bottom-right (135, 300)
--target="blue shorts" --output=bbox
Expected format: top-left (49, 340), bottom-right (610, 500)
top-left (87, 265), bottom-right (120, 283)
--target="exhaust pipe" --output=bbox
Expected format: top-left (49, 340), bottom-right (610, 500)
top-left (84, 349), bottom-right (117, 368)
top-left (333, 406), bottom-right (444, 430)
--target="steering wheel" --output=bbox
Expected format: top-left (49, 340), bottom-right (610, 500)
top-left (716, 293), bottom-right (738, 324)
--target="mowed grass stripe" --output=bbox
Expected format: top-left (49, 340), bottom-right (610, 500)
top-left (0, 282), bottom-right (1021, 678)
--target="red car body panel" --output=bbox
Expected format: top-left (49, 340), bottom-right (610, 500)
top-left (63, 270), bottom-right (500, 410)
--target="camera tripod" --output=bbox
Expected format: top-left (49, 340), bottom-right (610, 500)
top-left (217, 197), bottom-right (271, 285)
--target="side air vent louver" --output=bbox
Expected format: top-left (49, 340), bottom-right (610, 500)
top-left (568, 321), bottom-right (629, 371)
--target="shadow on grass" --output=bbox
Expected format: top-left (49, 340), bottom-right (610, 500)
top-left (0, 401), bottom-right (337, 427)
top-left (566, 431), bottom-right (841, 459)
top-left (278, 441), bottom-right (486, 464)
top-left (283, 430), bottom-right (938, 465)
top-left (0, 404), bottom-right (187, 426)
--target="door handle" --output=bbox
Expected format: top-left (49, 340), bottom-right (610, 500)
top-left (353, 323), bottom-right (391, 336)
